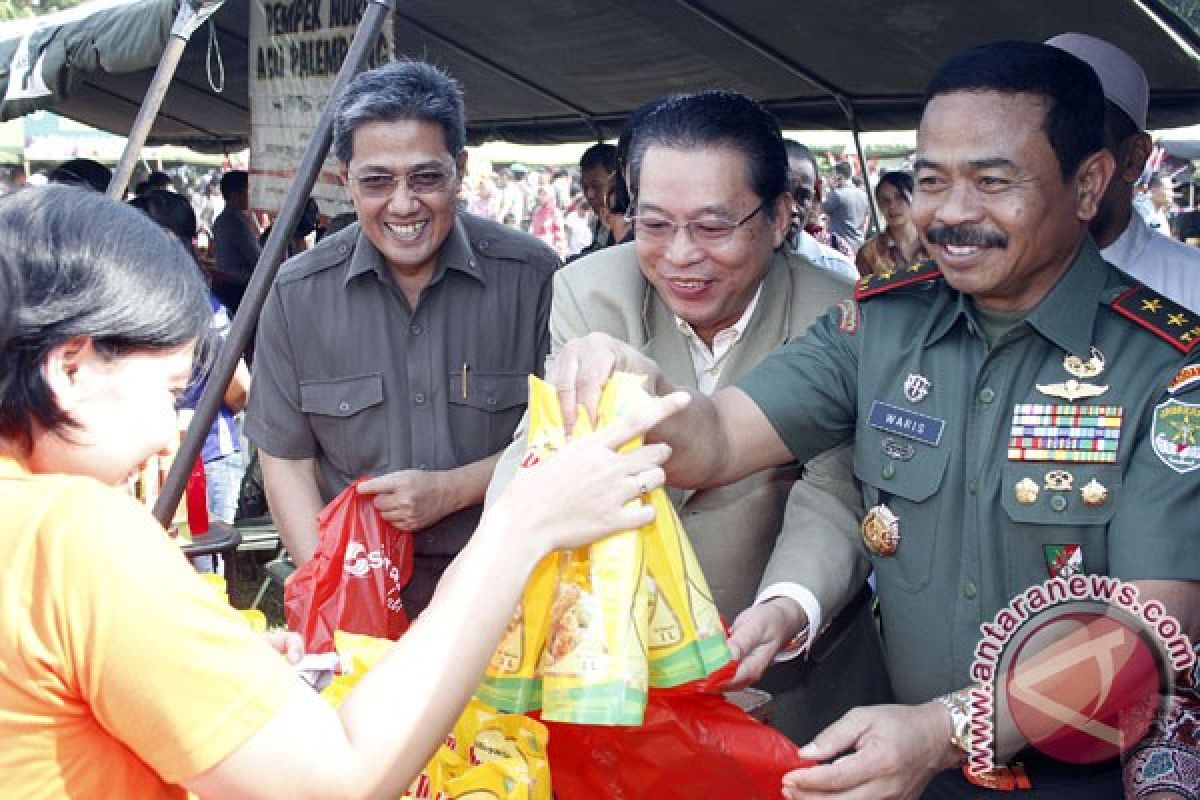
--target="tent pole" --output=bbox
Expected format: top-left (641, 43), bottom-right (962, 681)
top-left (153, 0), bottom-right (395, 527)
top-left (846, 106), bottom-right (879, 237)
top-left (107, 0), bottom-right (223, 200)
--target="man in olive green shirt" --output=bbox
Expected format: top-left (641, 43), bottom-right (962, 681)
top-left (550, 42), bottom-right (1199, 799)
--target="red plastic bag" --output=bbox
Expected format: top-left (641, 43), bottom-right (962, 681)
top-left (540, 662), bottom-right (815, 799)
top-left (284, 480), bottom-right (413, 653)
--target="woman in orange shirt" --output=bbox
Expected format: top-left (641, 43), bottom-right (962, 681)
top-left (0, 185), bottom-right (683, 799)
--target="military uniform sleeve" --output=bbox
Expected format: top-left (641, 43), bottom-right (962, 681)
top-left (1107, 358), bottom-right (1200, 581)
top-left (758, 442), bottom-right (869, 624)
top-left (244, 280), bottom-right (316, 459)
top-left (47, 484), bottom-right (295, 784)
top-left (736, 305), bottom-right (860, 465)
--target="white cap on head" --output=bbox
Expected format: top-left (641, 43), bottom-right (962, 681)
top-left (1046, 33), bottom-right (1149, 131)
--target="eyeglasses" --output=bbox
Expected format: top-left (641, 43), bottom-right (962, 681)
top-left (625, 203), bottom-right (765, 245)
top-left (349, 165), bottom-right (456, 198)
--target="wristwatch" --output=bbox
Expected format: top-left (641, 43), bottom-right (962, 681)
top-left (933, 689), bottom-right (973, 761)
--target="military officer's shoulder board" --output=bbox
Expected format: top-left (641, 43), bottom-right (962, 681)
top-left (1109, 285), bottom-right (1200, 354)
top-left (854, 260), bottom-right (942, 301)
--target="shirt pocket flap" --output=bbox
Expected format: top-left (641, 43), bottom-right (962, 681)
top-left (299, 374), bottom-right (384, 418)
top-left (1001, 463), bottom-right (1122, 526)
top-left (447, 371), bottom-right (528, 412)
top-left (854, 438), bottom-right (949, 502)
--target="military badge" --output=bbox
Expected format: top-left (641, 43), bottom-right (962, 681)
top-left (1035, 379), bottom-right (1109, 402)
top-left (862, 504), bottom-right (899, 557)
top-left (903, 373), bottom-right (931, 403)
top-left (1079, 478), bottom-right (1108, 507)
top-left (1044, 470), bottom-right (1074, 491)
top-left (1152, 399), bottom-right (1200, 474)
top-left (881, 437), bottom-right (915, 461)
top-left (1014, 478), bottom-right (1039, 505)
top-left (1063, 347), bottom-right (1106, 379)
top-left (1044, 544), bottom-right (1084, 579)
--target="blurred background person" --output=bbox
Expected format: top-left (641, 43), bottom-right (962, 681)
top-left (579, 142), bottom-right (617, 248)
top-left (784, 139), bottom-right (858, 282)
top-left (563, 193), bottom-right (594, 257)
top-left (854, 171), bottom-right (928, 277)
top-left (822, 159), bottom-right (869, 254)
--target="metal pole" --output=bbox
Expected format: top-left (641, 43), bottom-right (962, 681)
top-left (153, 0), bottom-right (395, 526)
top-left (848, 110), bottom-right (879, 238)
top-left (107, 0), bottom-right (223, 200)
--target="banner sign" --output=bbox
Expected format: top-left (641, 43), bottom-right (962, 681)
top-left (248, 0), bottom-right (392, 216)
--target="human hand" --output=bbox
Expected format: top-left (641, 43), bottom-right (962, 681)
top-left (358, 469), bottom-right (458, 532)
top-left (782, 703), bottom-right (959, 800)
top-left (489, 391), bottom-right (690, 554)
top-left (724, 597), bottom-right (808, 690)
top-left (550, 332), bottom-right (664, 434)
top-left (261, 630), bottom-right (305, 665)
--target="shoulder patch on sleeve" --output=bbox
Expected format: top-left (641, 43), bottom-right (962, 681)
top-left (854, 259), bottom-right (942, 301)
top-left (1110, 286), bottom-right (1200, 354)
top-left (835, 298), bottom-right (860, 333)
top-left (1168, 364), bottom-right (1200, 395)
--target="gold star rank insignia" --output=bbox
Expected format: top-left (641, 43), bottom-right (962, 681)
top-left (854, 259), bottom-right (942, 301)
top-left (1111, 286), bottom-right (1199, 353)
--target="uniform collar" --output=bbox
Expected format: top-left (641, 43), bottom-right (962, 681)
top-left (344, 214), bottom-right (486, 287)
top-left (924, 237), bottom-right (1107, 356)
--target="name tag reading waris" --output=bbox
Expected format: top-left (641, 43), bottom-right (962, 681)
top-left (868, 401), bottom-right (945, 447)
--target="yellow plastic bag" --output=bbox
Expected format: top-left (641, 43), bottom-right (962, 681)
top-left (540, 376), bottom-right (650, 725)
top-left (443, 759), bottom-right (529, 800)
top-left (477, 378), bottom-right (565, 713)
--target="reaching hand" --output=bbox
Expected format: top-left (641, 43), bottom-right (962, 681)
top-left (550, 332), bottom-right (664, 434)
top-left (725, 597), bottom-right (808, 690)
top-left (357, 469), bottom-right (459, 532)
top-left (782, 703), bottom-right (959, 800)
top-left (489, 391), bottom-right (690, 554)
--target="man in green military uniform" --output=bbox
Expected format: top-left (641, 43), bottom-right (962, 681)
top-left (550, 42), bottom-right (1199, 798)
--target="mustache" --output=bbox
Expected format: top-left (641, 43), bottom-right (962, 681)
top-left (925, 224), bottom-right (1008, 248)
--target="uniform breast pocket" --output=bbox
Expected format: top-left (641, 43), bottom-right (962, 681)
top-left (1001, 463), bottom-right (1122, 526)
top-left (299, 373), bottom-right (386, 478)
top-left (855, 435), bottom-right (950, 592)
top-left (446, 371), bottom-right (528, 464)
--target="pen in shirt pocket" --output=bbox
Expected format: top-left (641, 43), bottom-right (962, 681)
top-left (461, 362), bottom-right (469, 400)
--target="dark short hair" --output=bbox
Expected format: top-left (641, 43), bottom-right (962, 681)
top-left (833, 161), bottom-right (854, 180)
top-left (876, 170), bottom-right (915, 202)
top-left (580, 142), bottom-right (617, 173)
top-left (0, 185), bottom-right (210, 449)
top-left (333, 59), bottom-right (466, 163)
top-left (48, 158), bottom-right (111, 193)
top-left (923, 41), bottom-right (1105, 178)
top-left (147, 170), bottom-right (172, 189)
top-left (616, 96), bottom-right (673, 182)
top-left (628, 90), bottom-right (788, 220)
top-left (129, 189), bottom-right (198, 247)
top-left (783, 139), bottom-right (818, 177)
top-left (219, 170), bottom-right (249, 198)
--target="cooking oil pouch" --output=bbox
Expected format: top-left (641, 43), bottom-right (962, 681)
top-left (468, 711), bottom-right (551, 800)
top-left (320, 630), bottom-right (393, 708)
top-left (477, 377), bottom-right (565, 713)
top-left (405, 745), bottom-right (468, 800)
top-left (444, 759), bottom-right (531, 800)
top-left (643, 490), bottom-right (731, 686)
top-left (540, 375), bottom-right (650, 725)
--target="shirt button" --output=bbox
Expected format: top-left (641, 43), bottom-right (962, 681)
top-left (478, 239), bottom-right (490, 250)
top-left (882, 463), bottom-right (896, 479)
top-left (414, 392), bottom-right (426, 404)
top-left (337, 401), bottom-right (350, 412)
top-left (410, 324), bottom-right (422, 336)
top-left (979, 387), bottom-right (995, 404)
top-left (1050, 494), bottom-right (1068, 512)
top-left (964, 581), bottom-right (978, 599)
top-left (968, 479), bottom-right (978, 494)
top-left (338, 243), bottom-right (349, 255)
